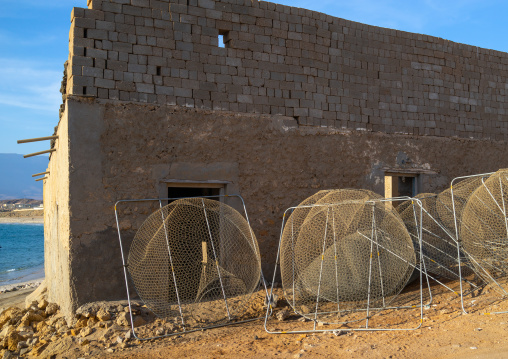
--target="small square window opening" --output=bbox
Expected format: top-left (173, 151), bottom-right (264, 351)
top-left (218, 30), bottom-right (231, 49)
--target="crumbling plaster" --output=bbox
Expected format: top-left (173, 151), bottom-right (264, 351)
top-left (44, 97), bottom-right (508, 318)
top-left (42, 0), bottom-right (508, 319)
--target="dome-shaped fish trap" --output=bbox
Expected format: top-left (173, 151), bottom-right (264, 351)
top-left (127, 197), bottom-right (262, 328)
top-left (279, 190), bottom-right (416, 325)
top-left (435, 176), bottom-right (487, 237)
top-left (460, 169), bottom-right (508, 285)
top-left (398, 194), bottom-right (462, 280)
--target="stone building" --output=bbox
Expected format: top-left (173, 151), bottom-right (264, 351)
top-left (44, 0), bottom-right (508, 318)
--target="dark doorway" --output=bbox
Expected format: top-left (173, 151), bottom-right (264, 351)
top-left (385, 173), bottom-right (419, 208)
top-left (397, 176), bottom-right (417, 198)
top-left (167, 187), bottom-right (221, 203)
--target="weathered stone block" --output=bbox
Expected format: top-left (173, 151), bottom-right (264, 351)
top-left (128, 63), bottom-right (147, 73)
top-left (87, 28), bottom-right (109, 40)
top-left (83, 66), bottom-right (104, 77)
top-left (71, 8), bottom-right (86, 21)
top-left (96, 20), bottom-right (116, 31)
top-left (95, 78), bottom-right (116, 88)
top-left (74, 17), bottom-right (96, 29)
top-left (133, 44), bottom-right (153, 55)
top-left (69, 75), bottom-right (94, 87)
top-left (174, 87), bottom-right (192, 97)
top-left (101, 2), bottom-right (123, 13)
top-left (123, 5), bottom-right (144, 16)
top-left (136, 83), bottom-right (155, 93)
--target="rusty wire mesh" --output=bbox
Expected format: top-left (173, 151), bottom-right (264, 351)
top-left (436, 177), bottom-right (486, 236)
top-left (397, 193), bottom-right (462, 280)
top-left (127, 198), bottom-right (262, 328)
top-left (460, 169), bottom-right (508, 286)
top-left (280, 191), bottom-right (416, 323)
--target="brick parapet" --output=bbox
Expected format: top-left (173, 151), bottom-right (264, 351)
top-left (64, 0), bottom-right (508, 140)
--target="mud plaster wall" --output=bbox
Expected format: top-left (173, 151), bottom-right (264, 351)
top-left (49, 97), bottom-right (508, 317)
top-left (66, 0), bottom-right (508, 141)
top-left (50, 0), bottom-right (508, 317)
top-left (43, 103), bottom-right (73, 317)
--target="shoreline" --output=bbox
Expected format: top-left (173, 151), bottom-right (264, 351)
top-left (0, 217), bottom-right (43, 224)
top-left (0, 278), bottom-right (43, 294)
top-left (0, 265), bottom-right (45, 293)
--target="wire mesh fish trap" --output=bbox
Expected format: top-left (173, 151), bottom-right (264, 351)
top-left (460, 169), bottom-right (508, 290)
top-left (266, 191), bottom-right (424, 333)
top-left (436, 177), bottom-right (487, 236)
top-left (397, 194), bottom-right (463, 280)
top-left (115, 195), bottom-right (266, 340)
top-left (444, 170), bottom-right (508, 314)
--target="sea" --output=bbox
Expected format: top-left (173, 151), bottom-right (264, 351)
top-left (0, 223), bottom-right (44, 286)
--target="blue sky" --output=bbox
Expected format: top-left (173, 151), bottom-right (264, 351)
top-left (1, 0), bottom-right (507, 155)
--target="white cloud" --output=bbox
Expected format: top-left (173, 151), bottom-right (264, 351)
top-left (0, 30), bottom-right (58, 47)
top-left (0, 58), bottom-right (62, 113)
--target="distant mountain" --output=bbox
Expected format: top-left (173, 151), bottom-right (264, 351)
top-left (0, 154), bottom-right (48, 200)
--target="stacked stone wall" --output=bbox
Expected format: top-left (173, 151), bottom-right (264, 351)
top-left (65, 0), bottom-right (508, 140)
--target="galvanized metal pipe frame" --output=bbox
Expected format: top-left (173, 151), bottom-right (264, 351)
top-left (264, 197), bottom-right (427, 334)
top-left (450, 171), bottom-right (508, 315)
top-left (405, 195), bottom-right (479, 294)
top-left (114, 194), bottom-right (269, 341)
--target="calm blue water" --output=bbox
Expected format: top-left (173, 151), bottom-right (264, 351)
top-left (0, 223), bottom-right (44, 285)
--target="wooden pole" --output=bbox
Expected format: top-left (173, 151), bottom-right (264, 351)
top-left (35, 177), bottom-right (48, 182)
top-left (32, 171), bottom-right (50, 177)
top-left (17, 136), bottom-right (58, 144)
top-left (24, 149), bottom-right (56, 158)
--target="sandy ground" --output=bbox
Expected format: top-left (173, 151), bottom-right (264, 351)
top-left (0, 217), bottom-right (43, 224)
top-left (99, 279), bottom-right (508, 359)
top-left (0, 277), bottom-right (44, 311)
top-left (0, 287), bottom-right (35, 309)
top-left (2, 277), bottom-right (508, 359)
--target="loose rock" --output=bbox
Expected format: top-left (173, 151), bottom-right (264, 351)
top-left (116, 312), bottom-right (130, 327)
top-left (6, 331), bottom-right (22, 352)
top-left (45, 303), bottom-right (59, 316)
top-left (80, 327), bottom-right (93, 337)
top-left (276, 309), bottom-right (290, 321)
top-left (96, 309), bottom-right (111, 322)
top-left (38, 299), bottom-right (49, 310)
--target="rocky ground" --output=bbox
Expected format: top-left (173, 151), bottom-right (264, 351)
top-left (0, 279), bottom-right (507, 358)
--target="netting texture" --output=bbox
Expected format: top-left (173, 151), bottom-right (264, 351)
top-left (127, 198), bottom-right (261, 326)
top-left (398, 194), bottom-right (460, 279)
top-left (460, 169), bottom-right (508, 282)
top-left (280, 190), bottom-right (415, 321)
top-left (436, 177), bottom-right (486, 237)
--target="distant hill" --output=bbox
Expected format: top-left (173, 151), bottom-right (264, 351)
top-left (0, 199), bottom-right (42, 205)
top-left (0, 154), bottom-right (48, 200)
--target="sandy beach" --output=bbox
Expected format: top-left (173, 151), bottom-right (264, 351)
top-left (0, 265), bottom-right (45, 290)
top-left (0, 280), bottom-right (44, 319)
top-left (0, 285), bottom-right (40, 309)
top-left (0, 267), bottom-right (45, 310)
top-left (0, 212), bottom-right (45, 308)
top-left (0, 216), bottom-right (43, 224)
